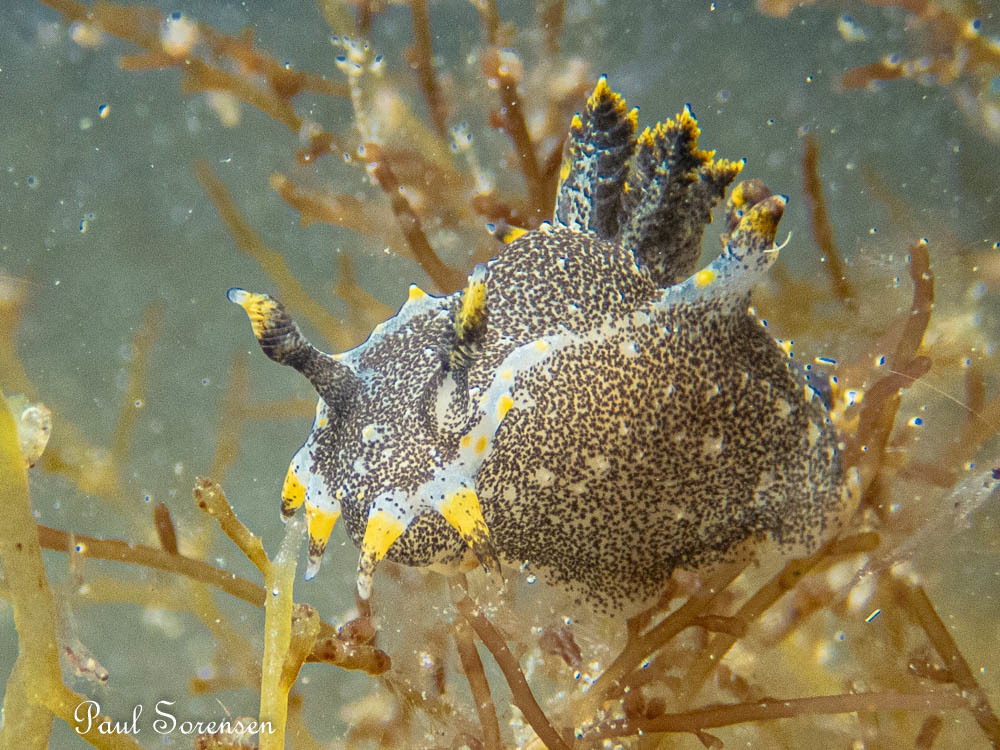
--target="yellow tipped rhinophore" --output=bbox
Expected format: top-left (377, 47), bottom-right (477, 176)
top-left (226, 287), bottom-right (279, 340)
top-left (356, 509), bottom-right (405, 600)
top-left (728, 175), bottom-right (756, 211)
top-left (737, 194), bottom-right (787, 245)
top-left (280, 461), bottom-right (307, 518)
top-left (305, 502), bottom-right (341, 580)
top-left (455, 269), bottom-right (488, 340)
top-left (440, 487), bottom-right (500, 575)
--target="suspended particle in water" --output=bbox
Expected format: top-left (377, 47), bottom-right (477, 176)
top-left (70, 21), bottom-right (104, 48)
top-left (7, 395), bottom-right (52, 468)
top-left (161, 11), bottom-right (198, 58)
top-left (837, 14), bottom-right (868, 43)
top-left (62, 643), bottom-right (110, 685)
top-left (98, 103), bottom-right (110, 119)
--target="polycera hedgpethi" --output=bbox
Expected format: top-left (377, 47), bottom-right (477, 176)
top-left (229, 78), bottom-right (857, 615)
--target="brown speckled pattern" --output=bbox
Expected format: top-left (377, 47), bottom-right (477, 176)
top-left (301, 227), bottom-right (844, 612)
top-left (242, 81), bottom-right (850, 614)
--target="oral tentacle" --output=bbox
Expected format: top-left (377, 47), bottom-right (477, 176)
top-left (437, 486), bottom-right (500, 577)
top-left (305, 499), bottom-right (341, 581)
top-left (356, 502), bottom-right (409, 600)
top-left (280, 445), bottom-right (309, 520)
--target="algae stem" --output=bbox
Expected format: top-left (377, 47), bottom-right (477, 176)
top-left (259, 512), bottom-right (306, 750)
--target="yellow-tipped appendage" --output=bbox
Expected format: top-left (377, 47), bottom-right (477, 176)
top-left (356, 509), bottom-right (405, 599)
top-left (499, 225), bottom-right (528, 244)
top-left (666, 105), bottom-right (715, 165)
top-left (455, 275), bottom-right (488, 339)
top-left (280, 461), bottom-right (306, 518)
top-left (226, 288), bottom-right (278, 340)
top-left (440, 487), bottom-right (499, 574)
top-left (729, 180), bottom-right (749, 209)
top-left (714, 157), bottom-right (745, 183)
top-left (440, 488), bottom-right (488, 542)
top-left (737, 195), bottom-right (786, 245)
top-left (304, 501), bottom-right (340, 580)
top-left (587, 75), bottom-right (629, 117)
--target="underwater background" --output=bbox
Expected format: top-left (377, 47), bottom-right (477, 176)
top-left (1, 0), bottom-right (998, 747)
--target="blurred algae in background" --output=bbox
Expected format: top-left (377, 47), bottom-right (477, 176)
top-left (0, 0), bottom-right (999, 747)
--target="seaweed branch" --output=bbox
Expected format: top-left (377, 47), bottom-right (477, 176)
top-left (38, 0), bottom-right (348, 131)
top-left (209, 350), bottom-right (251, 483)
top-left (678, 533), bottom-right (881, 701)
top-left (456, 595), bottom-right (570, 750)
top-left (452, 614), bottom-right (503, 750)
top-left (34, 519), bottom-right (389, 674)
top-left (590, 690), bottom-right (968, 740)
top-left (895, 580), bottom-right (1000, 747)
top-left (258, 514), bottom-right (307, 749)
top-left (841, 0), bottom-right (1000, 90)
top-left (194, 161), bottom-right (351, 351)
top-left (0, 397), bottom-right (142, 749)
top-left (844, 239), bottom-right (934, 491)
top-left (365, 143), bottom-right (466, 292)
top-left (194, 477), bottom-right (272, 578)
top-left (802, 134), bottom-right (856, 308)
top-left (472, 0), bottom-right (501, 45)
top-left (573, 562), bottom-right (747, 722)
top-left (152, 501), bottom-right (179, 554)
top-left (0, 278), bottom-right (34, 396)
top-left (408, 0), bottom-right (449, 139)
top-left (110, 299), bottom-right (162, 469)
top-left (38, 522), bottom-right (264, 608)
top-left (537, 0), bottom-right (566, 55)
top-left (483, 49), bottom-right (549, 224)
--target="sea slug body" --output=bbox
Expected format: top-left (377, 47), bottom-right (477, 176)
top-left (230, 78), bottom-right (857, 614)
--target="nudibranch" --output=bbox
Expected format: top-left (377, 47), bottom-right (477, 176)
top-left (229, 78), bottom-right (857, 614)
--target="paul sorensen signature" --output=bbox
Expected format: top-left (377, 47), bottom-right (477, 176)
top-left (73, 700), bottom-right (274, 737)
